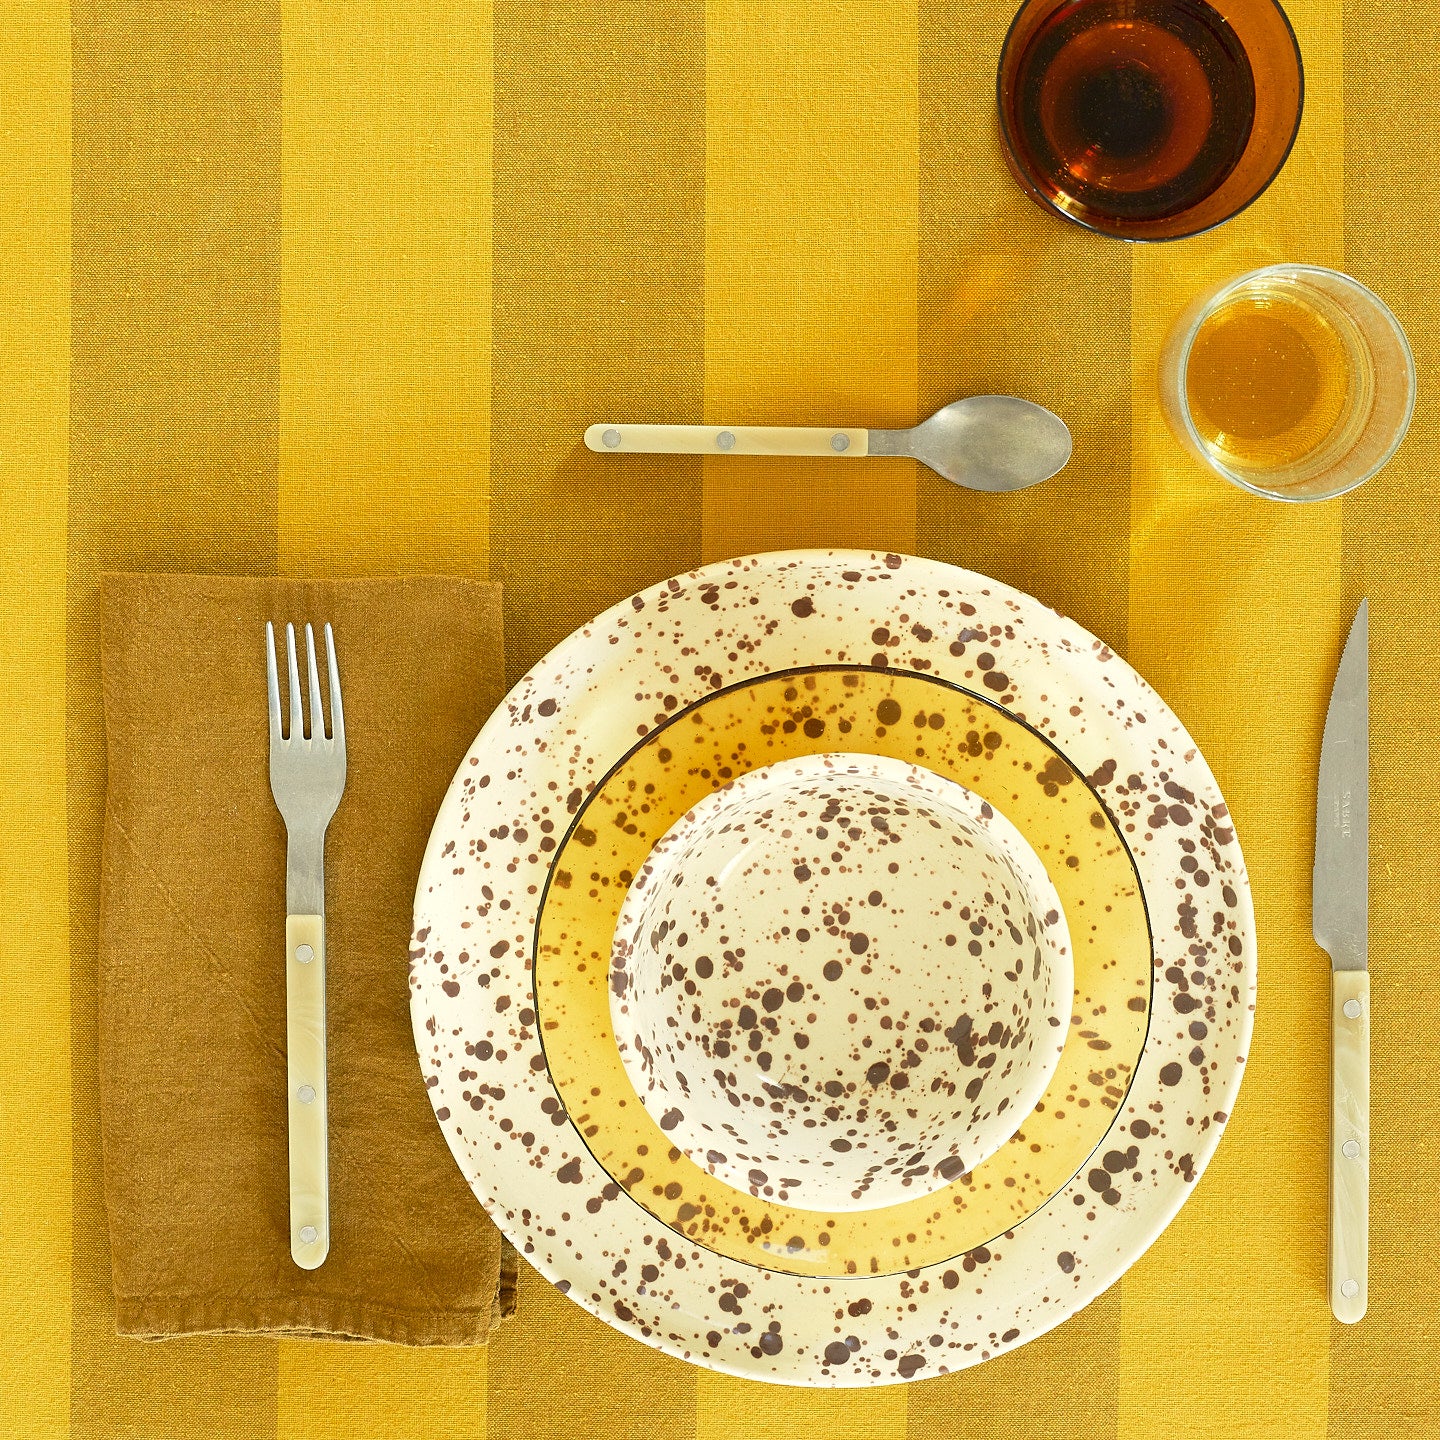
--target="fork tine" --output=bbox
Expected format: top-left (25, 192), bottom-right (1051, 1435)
top-left (324, 623), bottom-right (344, 747)
top-left (266, 622), bottom-right (283, 743)
top-left (304, 623), bottom-right (326, 741)
top-left (285, 622), bottom-right (305, 741)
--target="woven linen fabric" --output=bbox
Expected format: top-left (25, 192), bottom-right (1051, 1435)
top-left (98, 573), bottom-right (515, 1346)
top-left (1, 0), bottom-right (1437, 1436)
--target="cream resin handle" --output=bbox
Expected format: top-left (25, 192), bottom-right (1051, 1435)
top-left (1330, 969), bottom-right (1368, 1322)
top-left (584, 423), bottom-right (869, 457)
top-left (286, 913), bottom-right (329, 1269)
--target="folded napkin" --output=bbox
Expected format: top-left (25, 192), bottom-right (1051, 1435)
top-left (98, 573), bottom-right (517, 1344)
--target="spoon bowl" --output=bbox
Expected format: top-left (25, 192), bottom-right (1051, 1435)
top-left (872, 395), bottom-right (1074, 492)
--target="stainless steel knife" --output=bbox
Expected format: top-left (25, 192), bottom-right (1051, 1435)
top-left (1313, 598), bottom-right (1369, 1323)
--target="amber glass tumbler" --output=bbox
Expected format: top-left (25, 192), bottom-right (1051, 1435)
top-left (997, 0), bottom-right (1303, 241)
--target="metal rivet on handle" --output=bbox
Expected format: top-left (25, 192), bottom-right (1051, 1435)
top-left (602, 428), bottom-right (621, 448)
top-left (296, 943), bottom-right (314, 964)
top-left (716, 431), bottom-right (736, 451)
top-left (1342, 1139), bottom-right (1361, 1159)
top-left (1343, 998), bottom-right (1362, 1019)
top-left (831, 433), bottom-right (850, 452)
top-left (1340, 1279), bottom-right (1360, 1298)
top-left (299, 1225), bottom-right (318, 1245)
top-left (298, 1084), bottom-right (316, 1105)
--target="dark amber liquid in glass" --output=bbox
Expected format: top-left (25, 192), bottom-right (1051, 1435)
top-left (1009, 0), bottom-right (1257, 222)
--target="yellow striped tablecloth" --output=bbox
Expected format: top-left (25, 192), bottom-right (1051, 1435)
top-left (2, 2), bottom-right (1437, 1436)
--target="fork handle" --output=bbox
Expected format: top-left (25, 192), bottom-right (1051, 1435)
top-left (286, 913), bottom-right (329, 1269)
top-left (584, 423), bottom-right (870, 457)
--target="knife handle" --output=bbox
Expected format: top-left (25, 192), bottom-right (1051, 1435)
top-left (1330, 969), bottom-right (1369, 1322)
top-left (286, 913), bottom-right (330, 1269)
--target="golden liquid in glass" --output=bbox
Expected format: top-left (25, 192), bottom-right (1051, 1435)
top-left (1185, 283), bottom-right (1362, 480)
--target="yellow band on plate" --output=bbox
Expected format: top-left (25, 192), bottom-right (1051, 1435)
top-left (535, 667), bottom-right (1152, 1276)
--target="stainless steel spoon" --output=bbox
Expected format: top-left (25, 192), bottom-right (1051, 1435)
top-left (583, 395), bottom-right (1072, 493)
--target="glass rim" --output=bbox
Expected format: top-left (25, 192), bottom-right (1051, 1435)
top-left (1170, 263), bottom-right (1418, 501)
top-left (995, 0), bottom-right (1306, 244)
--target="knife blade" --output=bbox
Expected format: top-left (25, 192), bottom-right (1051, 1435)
top-left (1313, 598), bottom-right (1368, 1323)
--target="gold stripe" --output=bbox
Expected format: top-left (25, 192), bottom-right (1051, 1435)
top-left (486, 1269), bottom-right (698, 1439)
top-left (1329, 5), bottom-right (1439, 1432)
top-left (277, 0), bottom-right (491, 580)
top-left (0, 5), bottom-right (71, 1435)
top-left (909, 3), bottom-right (1129, 1428)
top-left (701, 0), bottom-right (919, 565)
top-left (913, 1), bottom-right (1132, 650)
top-left (279, 1344), bottom-right (490, 1440)
top-left (698, 0), bottom-right (914, 1421)
top-left (908, 1315), bottom-right (1119, 1439)
top-left (488, 0), bottom-right (706, 687)
top-left (484, 0), bottom-right (704, 1422)
top-left (1118, 5), bottom-right (1341, 1436)
top-left (700, 1387), bottom-right (906, 1440)
top-left (69, 2), bottom-right (281, 1433)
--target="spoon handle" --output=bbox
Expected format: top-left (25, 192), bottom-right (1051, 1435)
top-left (585, 424), bottom-right (868, 457)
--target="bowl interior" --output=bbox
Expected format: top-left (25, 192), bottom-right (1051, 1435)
top-left (609, 753), bottom-right (1073, 1212)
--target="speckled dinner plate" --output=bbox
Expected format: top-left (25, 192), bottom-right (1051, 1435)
top-left (410, 550), bottom-right (1256, 1386)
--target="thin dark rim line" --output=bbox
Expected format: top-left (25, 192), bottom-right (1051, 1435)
top-left (993, 0), bottom-right (1306, 244)
top-left (526, 661), bottom-right (1158, 1281)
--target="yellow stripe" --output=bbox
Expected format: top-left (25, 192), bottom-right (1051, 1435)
top-left (1118, 5), bottom-right (1342, 1436)
top-left (0, 5), bottom-right (71, 1436)
top-left (276, 0), bottom-right (492, 1422)
top-left (698, 0), bottom-right (915, 1423)
top-left (701, 0), bottom-right (919, 565)
top-left (278, 0), bottom-right (491, 579)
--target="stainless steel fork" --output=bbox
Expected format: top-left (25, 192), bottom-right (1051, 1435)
top-left (266, 621), bottom-right (346, 1269)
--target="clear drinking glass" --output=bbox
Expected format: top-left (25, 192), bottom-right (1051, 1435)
top-left (1159, 264), bottom-right (1415, 501)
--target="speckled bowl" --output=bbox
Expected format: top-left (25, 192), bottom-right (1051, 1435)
top-left (610, 753), bottom-right (1072, 1211)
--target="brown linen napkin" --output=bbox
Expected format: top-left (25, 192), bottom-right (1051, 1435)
top-left (98, 573), bottom-right (518, 1344)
